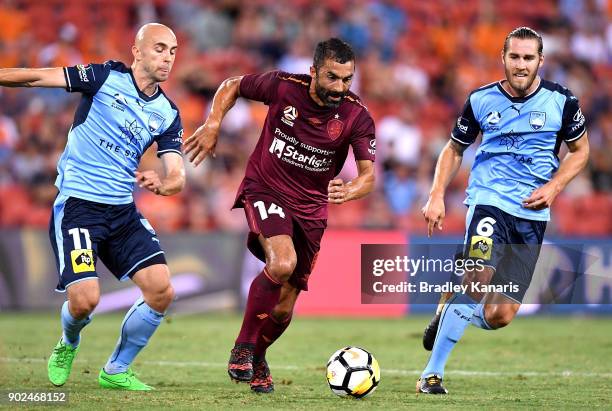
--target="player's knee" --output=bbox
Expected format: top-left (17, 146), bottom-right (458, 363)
top-left (485, 307), bottom-right (514, 329)
top-left (69, 294), bottom-right (99, 319)
top-left (151, 283), bottom-right (175, 312)
top-left (267, 258), bottom-right (297, 283)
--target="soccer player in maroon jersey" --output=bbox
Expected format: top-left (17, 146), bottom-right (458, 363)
top-left (184, 38), bottom-right (375, 393)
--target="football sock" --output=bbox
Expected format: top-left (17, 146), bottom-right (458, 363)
top-left (104, 297), bottom-right (164, 375)
top-left (470, 303), bottom-right (493, 330)
top-left (236, 269), bottom-right (282, 345)
top-left (254, 312), bottom-right (293, 358)
top-left (61, 300), bottom-right (92, 348)
top-left (422, 293), bottom-right (477, 378)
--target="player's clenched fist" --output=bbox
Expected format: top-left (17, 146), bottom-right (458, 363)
top-left (135, 170), bottom-right (163, 195)
top-left (182, 122), bottom-right (219, 166)
top-left (328, 179), bottom-right (349, 204)
top-left (421, 196), bottom-right (445, 237)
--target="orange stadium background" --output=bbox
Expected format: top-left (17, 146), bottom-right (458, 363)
top-left (0, 0), bottom-right (610, 315)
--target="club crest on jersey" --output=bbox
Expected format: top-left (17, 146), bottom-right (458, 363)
top-left (148, 113), bottom-right (165, 133)
top-left (327, 117), bottom-right (344, 140)
top-left (281, 106), bottom-right (298, 127)
top-left (529, 111), bottom-right (546, 131)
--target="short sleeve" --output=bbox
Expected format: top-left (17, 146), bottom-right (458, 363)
top-left (350, 112), bottom-right (376, 162)
top-left (559, 91), bottom-right (586, 142)
top-left (451, 96), bottom-right (481, 146)
top-left (63, 62), bottom-right (111, 95)
top-left (239, 71), bottom-right (282, 105)
top-left (156, 114), bottom-right (183, 157)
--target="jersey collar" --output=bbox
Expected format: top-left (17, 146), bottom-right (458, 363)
top-left (496, 78), bottom-right (542, 103)
top-left (128, 69), bottom-right (161, 102)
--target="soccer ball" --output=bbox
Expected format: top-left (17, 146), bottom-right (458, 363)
top-left (326, 346), bottom-right (380, 398)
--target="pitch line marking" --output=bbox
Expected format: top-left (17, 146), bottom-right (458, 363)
top-left (1, 357), bottom-right (611, 378)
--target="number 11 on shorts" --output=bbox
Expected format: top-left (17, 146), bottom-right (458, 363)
top-left (253, 201), bottom-right (286, 220)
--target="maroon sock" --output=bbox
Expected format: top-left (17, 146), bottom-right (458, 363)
top-left (254, 313), bottom-right (293, 358)
top-left (235, 269), bottom-right (282, 345)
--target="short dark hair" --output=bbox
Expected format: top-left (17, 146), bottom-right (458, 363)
top-left (503, 27), bottom-right (543, 55)
top-left (313, 38), bottom-right (355, 71)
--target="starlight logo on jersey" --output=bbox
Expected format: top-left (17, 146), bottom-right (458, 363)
top-left (281, 106), bottom-right (298, 127)
top-left (529, 111), bottom-right (546, 131)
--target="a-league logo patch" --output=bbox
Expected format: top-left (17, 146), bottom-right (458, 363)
top-left (469, 236), bottom-right (493, 260)
top-left (327, 118), bottom-right (344, 140)
top-left (71, 249), bottom-right (95, 273)
top-left (529, 111), bottom-right (546, 131)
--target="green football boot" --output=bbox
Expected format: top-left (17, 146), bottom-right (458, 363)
top-left (98, 368), bottom-right (154, 391)
top-left (48, 339), bottom-right (79, 386)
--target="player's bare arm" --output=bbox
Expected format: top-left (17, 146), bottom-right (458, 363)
top-left (422, 140), bottom-right (468, 236)
top-left (135, 152), bottom-right (185, 196)
top-left (0, 67), bottom-right (66, 88)
top-left (327, 159), bottom-right (374, 204)
top-left (183, 76), bottom-right (243, 166)
top-left (523, 132), bottom-right (590, 210)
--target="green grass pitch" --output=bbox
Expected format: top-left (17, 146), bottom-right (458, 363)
top-left (0, 313), bottom-right (610, 410)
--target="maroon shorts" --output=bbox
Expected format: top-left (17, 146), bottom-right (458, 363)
top-left (235, 185), bottom-right (326, 291)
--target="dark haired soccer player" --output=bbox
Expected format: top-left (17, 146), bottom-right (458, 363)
top-left (418, 27), bottom-right (589, 394)
top-left (184, 38), bottom-right (376, 393)
top-left (0, 23), bottom-right (184, 390)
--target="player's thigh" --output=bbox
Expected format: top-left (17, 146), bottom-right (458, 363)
top-left (286, 218), bottom-right (326, 292)
top-left (100, 204), bottom-right (167, 283)
top-left (241, 191), bottom-right (297, 279)
top-left (49, 195), bottom-right (107, 292)
top-left (464, 205), bottom-right (510, 269)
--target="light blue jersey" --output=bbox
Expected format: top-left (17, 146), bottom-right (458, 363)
top-left (56, 61), bottom-right (183, 204)
top-left (451, 80), bottom-right (586, 221)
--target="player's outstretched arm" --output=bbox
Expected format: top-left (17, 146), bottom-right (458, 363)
top-left (422, 140), bottom-right (466, 236)
top-left (135, 152), bottom-right (185, 196)
top-left (328, 160), bottom-right (374, 204)
top-left (0, 67), bottom-right (66, 88)
top-left (523, 132), bottom-right (590, 210)
top-left (183, 76), bottom-right (244, 166)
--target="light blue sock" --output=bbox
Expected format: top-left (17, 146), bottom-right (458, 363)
top-left (471, 304), bottom-right (493, 330)
top-left (104, 297), bottom-right (164, 375)
top-left (61, 300), bottom-right (92, 348)
top-left (421, 293), bottom-right (477, 378)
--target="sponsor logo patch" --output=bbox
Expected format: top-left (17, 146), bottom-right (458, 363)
top-left (469, 236), bottom-right (493, 260)
top-left (71, 249), bottom-right (95, 273)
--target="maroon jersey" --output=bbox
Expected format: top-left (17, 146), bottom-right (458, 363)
top-left (237, 70), bottom-right (376, 220)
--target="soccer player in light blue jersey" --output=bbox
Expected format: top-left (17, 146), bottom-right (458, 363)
top-left (417, 27), bottom-right (590, 394)
top-left (0, 23), bottom-right (185, 390)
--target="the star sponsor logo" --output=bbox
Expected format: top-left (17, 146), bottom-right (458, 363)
top-left (499, 130), bottom-right (524, 150)
top-left (119, 119), bottom-right (144, 145)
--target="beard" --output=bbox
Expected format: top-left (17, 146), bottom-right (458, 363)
top-left (504, 66), bottom-right (538, 94)
top-left (314, 80), bottom-right (346, 108)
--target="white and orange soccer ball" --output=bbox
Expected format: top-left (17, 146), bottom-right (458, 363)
top-left (326, 346), bottom-right (380, 398)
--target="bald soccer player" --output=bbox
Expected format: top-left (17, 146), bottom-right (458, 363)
top-left (0, 23), bottom-right (185, 390)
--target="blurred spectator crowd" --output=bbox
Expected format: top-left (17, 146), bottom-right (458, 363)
top-left (0, 0), bottom-right (610, 236)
